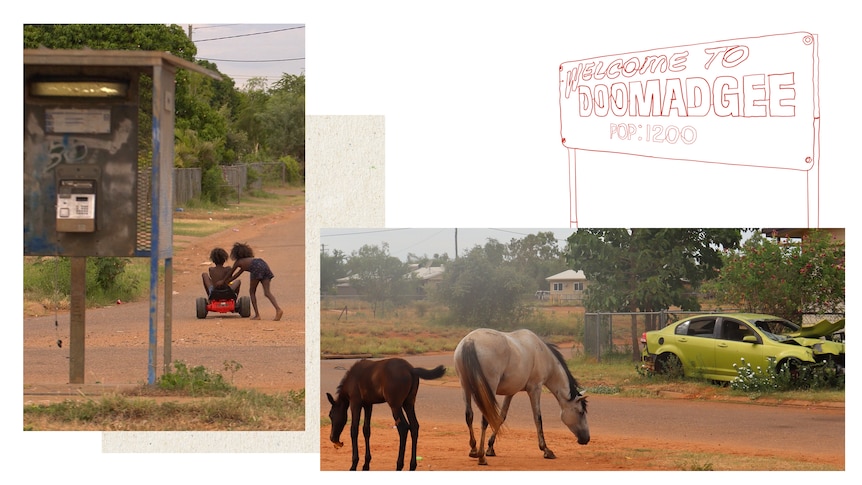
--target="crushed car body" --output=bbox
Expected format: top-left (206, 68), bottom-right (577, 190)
top-left (641, 313), bottom-right (845, 382)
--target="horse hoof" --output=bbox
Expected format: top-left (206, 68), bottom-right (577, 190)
top-left (486, 449), bottom-right (496, 457)
top-left (543, 451), bottom-right (557, 459)
top-left (469, 450), bottom-right (479, 458)
top-left (478, 458), bottom-right (488, 466)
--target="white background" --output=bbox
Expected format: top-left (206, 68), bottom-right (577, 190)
top-left (10, 2), bottom-right (855, 484)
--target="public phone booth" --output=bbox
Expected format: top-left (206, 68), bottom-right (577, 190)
top-left (24, 49), bottom-right (220, 384)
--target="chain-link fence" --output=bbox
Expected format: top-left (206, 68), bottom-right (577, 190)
top-left (583, 310), bottom-right (745, 362)
top-left (583, 309), bottom-right (844, 362)
top-left (173, 162), bottom-right (288, 206)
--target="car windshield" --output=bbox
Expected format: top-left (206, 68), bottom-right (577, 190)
top-left (753, 319), bottom-right (800, 342)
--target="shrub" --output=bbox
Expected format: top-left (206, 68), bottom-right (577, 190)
top-left (279, 155), bottom-right (304, 184)
top-left (731, 357), bottom-right (844, 393)
top-left (201, 167), bottom-right (235, 204)
top-left (157, 361), bottom-right (237, 396)
top-left (730, 358), bottom-right (779, 393)
top-left (23, 256), bottom-right (144, 307)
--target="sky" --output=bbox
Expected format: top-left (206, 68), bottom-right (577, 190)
top-left (320, 228), bottom-right (577, 260)
top-left (181, 24), bottom-right (305, 89)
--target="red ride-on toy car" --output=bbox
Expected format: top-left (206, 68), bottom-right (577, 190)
top-left (196, 286), bottom-right (251, 319)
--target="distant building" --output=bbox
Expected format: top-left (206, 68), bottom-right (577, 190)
top-left (761, 228), bottom-right (845, 242)
top-left (334, 265), bottom-right (445, 298)
top-left (409, 265), bottom-right (445, 295)
top-left (545, 269), bottom-right (588, 304)
top-left (334, 274), bottom-right (359, 296)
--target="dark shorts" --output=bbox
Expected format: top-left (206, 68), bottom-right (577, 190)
top-left (249, 258), bottom-right (275, 281)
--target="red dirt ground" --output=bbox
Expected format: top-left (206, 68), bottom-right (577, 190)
top-left (23, 188), bottom-right (305, 402)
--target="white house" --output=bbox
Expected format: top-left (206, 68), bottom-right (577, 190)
top-left (545, 269), bottom-right (588, 304)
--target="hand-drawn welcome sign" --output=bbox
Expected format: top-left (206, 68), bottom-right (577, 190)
top-left (558, 32), bottom-right (820, 227)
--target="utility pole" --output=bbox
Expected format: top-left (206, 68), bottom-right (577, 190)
top-left (454, 228), bottom-right (458, 259)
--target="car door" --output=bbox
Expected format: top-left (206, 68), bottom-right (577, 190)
top-left (675, 317), bottom-right (718, 376)
top-left (714, 317), bottom-right (768, 379)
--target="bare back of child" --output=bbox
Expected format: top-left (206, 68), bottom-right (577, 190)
top-left (202, 247), bottom-right (241, 297)
top-left (226, 242), bottom-right (283, 321)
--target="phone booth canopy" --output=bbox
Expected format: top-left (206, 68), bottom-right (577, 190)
top-left (24, 49), bottom-right (221, 258)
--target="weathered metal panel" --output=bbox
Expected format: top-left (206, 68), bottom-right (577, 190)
top-left (24, 82), bottom-right (139, 256)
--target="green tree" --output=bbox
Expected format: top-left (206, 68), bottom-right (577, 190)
top-left (434, 241), bottom-right (533, 327)
top-left (24, 24), bottom-right (196, 58)
top-left (565, 229), bottom-right (743, 360)
top-left (704, 230), bottom-right (845, 322)
top-left (263, 74), bottom-right (306, 163)
top-left (506, 231), bottom-right (570, 293)
top-left (234, 78), bottom-right (271, 160)
top-left (346, 243), bottom-right (414, 317)
top-left (320, 248), bottom-right (348, 295)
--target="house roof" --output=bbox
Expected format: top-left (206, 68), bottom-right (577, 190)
top-left (546, 269), bottom-right (586, 281)
top-left (411, 266), bottom-right (445, 281)
top-left (336, 266), bottom-right (445, 285)
top-left (761, 228), bottom-right (845, 241)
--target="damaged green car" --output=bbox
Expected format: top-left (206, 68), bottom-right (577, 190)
top-left (641, 313), bottom-right (845, 382)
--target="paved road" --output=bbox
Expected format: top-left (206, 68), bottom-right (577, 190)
top-left (320, 353), bottom-right (845, 459)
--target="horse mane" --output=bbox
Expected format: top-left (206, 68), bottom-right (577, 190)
top-left (543, 340), bottom-right (585, 406)
top-left (333, 380), bottom-right (346, 402)
top-left (333, 359), bottom-right (363, 402)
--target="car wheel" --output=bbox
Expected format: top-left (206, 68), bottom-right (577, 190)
top-left (238, 296), bottom-right (251, 318)
top-left (779, 357), bottom-right (803, 380)
top-left (196, 297), bottom-right (208, 319)
top-left (656, 353), bottom-right (684, 378)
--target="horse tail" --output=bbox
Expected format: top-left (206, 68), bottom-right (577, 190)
top-left (459, 340), bottom-right (504, 433)
top-left (412, 364), bottom-right (446, 380)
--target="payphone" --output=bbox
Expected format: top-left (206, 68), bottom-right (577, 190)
top-left (55, 165), bottom-right (100, 233)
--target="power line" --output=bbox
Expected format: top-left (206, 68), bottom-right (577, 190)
top-left (322, 229), bottom-right (407, 238)
top-left (195, 25), bottom-right (304, 43)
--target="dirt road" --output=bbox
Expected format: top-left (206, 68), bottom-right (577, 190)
top-left (23, 189), bottom-right (305, 402)
top-left (320, 354), bottom-right (845, 471)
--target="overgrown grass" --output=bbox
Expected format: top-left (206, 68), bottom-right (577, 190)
top-left (23, 361), bottom-right (305, 431)
top-left (23, 256), bottom-right (150, 308)
top-left (173, 187), bottom-right (303, 237)
top-left (322, 318), bottom-right (473, 356)
top-left (321, 300), bottom-right (584, 357)
top-left (155, 360), bottom-right (243, 396)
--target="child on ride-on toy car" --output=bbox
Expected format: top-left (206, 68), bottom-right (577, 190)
top-left (202, 247), bottom-right (241, 298)
top-left (220, 242), bottom-right (283, 321)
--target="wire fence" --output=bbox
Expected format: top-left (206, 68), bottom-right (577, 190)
top-left (173, 162), bottom-right (287, 205)
top-left (583, 309), bottom-right (844, 363)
